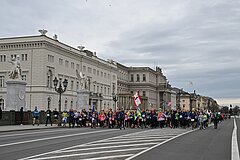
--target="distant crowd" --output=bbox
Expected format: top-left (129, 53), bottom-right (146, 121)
top-left (32, 106), bottom-right (229, 130)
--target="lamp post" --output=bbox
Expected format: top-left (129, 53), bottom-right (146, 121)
top-left (47, 96), bottom-right (51, 109)
top-left (53, 77), bottom-right (68, 126)
top-left (112, 93), bottom-right (118, 111)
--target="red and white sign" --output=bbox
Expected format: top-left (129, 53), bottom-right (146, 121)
top-left (134, 91), bottom-right (142, 107)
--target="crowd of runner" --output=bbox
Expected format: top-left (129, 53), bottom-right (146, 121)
top-left (58, 107), bottom-right (229, 130)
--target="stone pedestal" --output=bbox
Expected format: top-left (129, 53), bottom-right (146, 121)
top-left (6, 80), bottom-right (27, 111)
top-left (77, 90), bottom-right (90, 111)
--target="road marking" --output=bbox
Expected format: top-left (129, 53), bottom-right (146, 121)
top-left (103, 138), bottom-right (169, 142)
top-left (69, 154), bottom-right (134, 160)
top-left (19, 129), bottom-right (187, 160)
top-left (57, 143), bottom-right (157, 153)
top-left (125, 129), bottom-right (196, 160)
top-left (26, 148), bottom-right (147, 160)
top-left (0, 129), bottom-right (117, 147)
top-left (232, 118), bottom-right (240, 160)
top-left (19, 129), bottom-right (152, 160)
top-left (0, 128), bottom-right (81, 138)
top-left (107, 136), bottom-right (173, 141)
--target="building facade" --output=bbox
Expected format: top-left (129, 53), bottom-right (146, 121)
top-left (0, 35), bottom-right (117, 111)
top-left (117, 63), bottom-right (172, 110)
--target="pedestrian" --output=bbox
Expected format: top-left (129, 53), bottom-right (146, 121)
top-left (0, 107), bottom-right (2, 120)
top-left (32, 106), bottom-right (40, 126)
top-left (45, 107), bottom-right (52, 126)
top-left (68, 108), bottom-right (74, 128)
top-left (118, 108), bottom-right (125, 130)
top-left (53, 108), bottom-right (59, 125)
top-left (213, 112), bottom-right (219, 129)
top-left (20, 107), bottom-right (24, 125)
top-left (62, 111), bottom-right (68, 127)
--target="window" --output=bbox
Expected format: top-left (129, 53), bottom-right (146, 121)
top-left (83, 66), bottom-right (86, 72)
top-left (65, 60), bottom-right (69, 67)
top-left (104, 73), bottom-right (106, 78)
top-left (101, 71), bottom-right (103, 77)
top-left (48, 55), bottom-right (54, 63)
top-left (131, 91), bottom-right (134, 95)
top-left (104, 87), bottom-right (106, 94)
top-left (22, 75), bottom-right (26, 81)
top-left (93, 69), bottom-right (96, 75)
top-left (88, 67), bottom-right (92, 73)
top-left (108, 88), bottom-right (110, 95)
top-left (130, 74), bottom-right (134, 82)
top-left (0, 76), bottom-right (5, 87)
top-left (94, 85), bottom-right (96, 92)
top-left (71, 62), bottom-right (74, 69)
top-left (113, 75), bottom-right (116, 80)
top-left (97, 70), bottom-right (99, 76)
top-left (71, 100), bottom-right (73, 109)
top-left (11, 54), bottom-right (17, 59)
top-left (143, 74), bottom-right (146, 82)
top-left (101, 86), bottom-right (103, 93)
top-left (76, 64), bottom-right (80, 70)
top-left (64, 100), bottom-right (68, 111)
top-left (47, 70), bottom-right (53, 88)
top-left (59, 58), bottom-right (63, 65)
top-left (71, 80), bottom-right (74, 90)
top-left (0, 55), bottom-right (6, 62)
top-left (108, 74), bottom-right (110, 79)
top-left (136, 74), bottom-right (140, 82)
top-left (97, 86), bottom-right (99, 93)
top-left (0, 98), bottom-right (4, 110)
top-left (76, 81), bottom-right (79, 91)
top-left (112, 83), bottom-right (116, 94)
top-left (21, 54), bottom-right (27, 61)
top-left (143, 91), bottom-right (146, 97)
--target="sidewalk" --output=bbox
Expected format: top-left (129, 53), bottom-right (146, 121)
top-left (0, 124), bottom-right (60, 132)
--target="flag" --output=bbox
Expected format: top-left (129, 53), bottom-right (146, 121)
top-left (133, 91), bottom-right (142, 107)
top-left (168, 102), bottom-right (172, 107)
top-left (188, 81), bottom-right (193, 87)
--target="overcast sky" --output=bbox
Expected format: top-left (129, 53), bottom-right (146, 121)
top-left (1, 0), bottom-right (240, 106)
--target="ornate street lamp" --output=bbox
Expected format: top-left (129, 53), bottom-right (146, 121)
top-left (53, 77), bottom-right (68, 126)
top-left (112, 93), bottom-right (118, 111)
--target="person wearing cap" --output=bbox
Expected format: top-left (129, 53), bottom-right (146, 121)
top-left (32, 106), bottom-right (40, 126)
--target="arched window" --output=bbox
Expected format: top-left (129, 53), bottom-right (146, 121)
top-left (0, 98), bottom-right (4, 110)
top-left (47, 70), bottom-right (53, 88)
top-left (70, 100), bottom-right (73, 109)
top-left (64, 99), bottom-right (68, 111)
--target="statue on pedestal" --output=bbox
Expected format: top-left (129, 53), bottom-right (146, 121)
top-left (8, 55), bottom-right (22, 80)
top-left (76, 70), bottom-right (89, 90)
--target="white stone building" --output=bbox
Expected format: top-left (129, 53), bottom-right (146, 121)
top-left (0, 34), bottom-right (117, 111)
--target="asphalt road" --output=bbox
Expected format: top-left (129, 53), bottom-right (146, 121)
top-left (0, 118), bottom-right (238, 160)
top-left (132, 117), bottom-right (239, 160)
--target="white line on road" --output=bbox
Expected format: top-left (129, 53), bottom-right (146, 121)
top-left (57, 143), bottom-right (157, 153)
top-left (0, 129), bottom-right (117, 147)
top-left (0, 128), bottom-right (81, 138)
top-left (103, 138), bottom-right (169, 142)
top-left (125, 129), bottom-right (197, 160)
top-left (26, 148), bottom-right (148, 160)
top-left (79, 154), bottom-right (134, 160)
top-left (232, 118), bottom-right (239, 160)
top-left (18, 129), bottom-right (155, 160)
